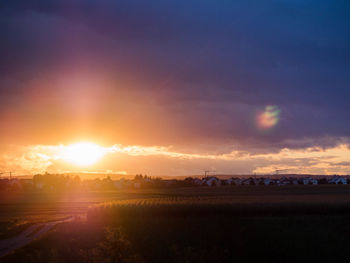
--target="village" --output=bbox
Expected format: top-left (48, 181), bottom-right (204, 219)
top-left (0, 173), bottom-right (349, 192)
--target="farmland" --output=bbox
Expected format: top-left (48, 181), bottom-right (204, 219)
top-left (2, 185), bottom-right (350, 262)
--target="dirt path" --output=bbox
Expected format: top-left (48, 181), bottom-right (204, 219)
top-left (0, 217), bottom-right (74, 257)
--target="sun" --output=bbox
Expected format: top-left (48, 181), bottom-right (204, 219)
top-left (61, 142), bottom-right (106, 166)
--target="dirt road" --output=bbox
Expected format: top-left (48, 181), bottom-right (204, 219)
top-left (0, 217), bottom-right (74, 257)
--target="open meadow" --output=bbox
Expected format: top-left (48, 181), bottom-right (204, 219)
top-left (2, 185), bottom-right (350, 262)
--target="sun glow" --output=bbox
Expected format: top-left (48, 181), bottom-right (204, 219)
top-left (61, 142), bottom-right (106, 166)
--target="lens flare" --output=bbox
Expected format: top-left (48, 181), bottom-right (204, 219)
top-left (257, 105), bottom-right (280, 131)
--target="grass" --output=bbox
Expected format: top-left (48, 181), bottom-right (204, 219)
top-left (0, 220), bottom-right (32, 240)
top-left (85, 196), bottom-right (350, 263)
top-left (2, 185), bottom-right (350, 262)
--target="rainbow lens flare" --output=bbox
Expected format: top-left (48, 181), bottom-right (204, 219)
top-left (257, 105), bottom-right (280, 131)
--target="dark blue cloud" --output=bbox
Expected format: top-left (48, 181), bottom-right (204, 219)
top-left (1, 0), bottom-right (350, 150)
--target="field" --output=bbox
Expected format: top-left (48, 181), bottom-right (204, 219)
top-left (2, 185), bottom-right (350, 262)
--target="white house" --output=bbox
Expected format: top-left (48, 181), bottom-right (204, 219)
top-left (242, 179), bottom-right (253, 185)
top-left (302, 178), bottom-right (318, 185)
top-left (277, 178), bottom-right (291, 186)
top-left (262, 178), bottom-right (271, 185)
top-left (225, 178), bottom-right (234, 185)
top-left (194, 178), bottom-right (203, 185)
top-left (329, 177), bottom-right (347, 185)
top-left (232, 178), bottom-right (243, 185)
top-left (253, 179), bottom-right (261, 185)
top-left (203, 177), bottom-right (221, 187)
top-left (310, 178), bottom-right (318, 185)
top-left (291, 179), bottom-right (299, 185)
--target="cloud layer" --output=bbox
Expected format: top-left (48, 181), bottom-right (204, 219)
top-left (1, 142), bottom-right (350, 176)
top-left (1, 1), bottom-right (350, 174)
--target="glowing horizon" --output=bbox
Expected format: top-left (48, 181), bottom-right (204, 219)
top-left (58, 142), bottom-right (107, 166)
top-left (2, 140), bottom-right (350, 176)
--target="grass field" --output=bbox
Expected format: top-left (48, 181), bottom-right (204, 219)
top-left (2, 185), bottom-right (350, 262)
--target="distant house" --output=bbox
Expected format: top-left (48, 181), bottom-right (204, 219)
top-left (302, 178), bottom-right (309, 185)
top-left (94, 182), bottom-right (102, 189)
top-left (143, 177), bottom-right (152, 183)
top-left (225, 178), bottom-right (234, 185)
top-left (124, 180), bottom-right (133, 187)
top-left (203, 177), bottom-right (221, 187)
top-left (194, 178), bottom-right (203, 185)
top-left (302, 178), bottom-right (318, 185)
top-left (242, 178), bottom-right (254, 186)
top-left (262, 178), bottom-right (271, 186)
top-left (329, 177), bottom-right (347, 185)
top-left (7, 179), bottom-right (22, 189)
top-left (113, 180), bottom-right (122, 189)
top-left (291, 179), bottom-right (299, 185)
top-left (253, 179), bottom-right (260, 185)
top-left (134, 182), bottom-right (141, 188)
top-left (277, 177), bottom-right (291, 186)
top-left (164, 180), bottom-right (177, 187)
top-left (232, 178), bottom-right (243, 186)
top-left (35, 181), bottom-right (44, 190)
top-left (310, 178), bottom-right (318, 185)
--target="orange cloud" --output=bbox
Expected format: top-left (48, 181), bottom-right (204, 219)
top-left (1, 143), bottom-right (350, 176)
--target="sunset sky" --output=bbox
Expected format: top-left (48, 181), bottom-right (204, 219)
top-left (1, 1), bottom-right (350, 176)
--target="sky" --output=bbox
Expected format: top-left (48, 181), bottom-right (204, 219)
top-left (1, 0), bottom-right (350, 176)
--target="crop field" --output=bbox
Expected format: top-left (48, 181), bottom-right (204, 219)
top-left (2, 185), bottom-right (350, 262)
top-left (1, 184), bottom-right (350, 221)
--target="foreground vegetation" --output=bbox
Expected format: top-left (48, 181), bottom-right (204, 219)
top-left (2, 186), bottom-right (350, 262)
